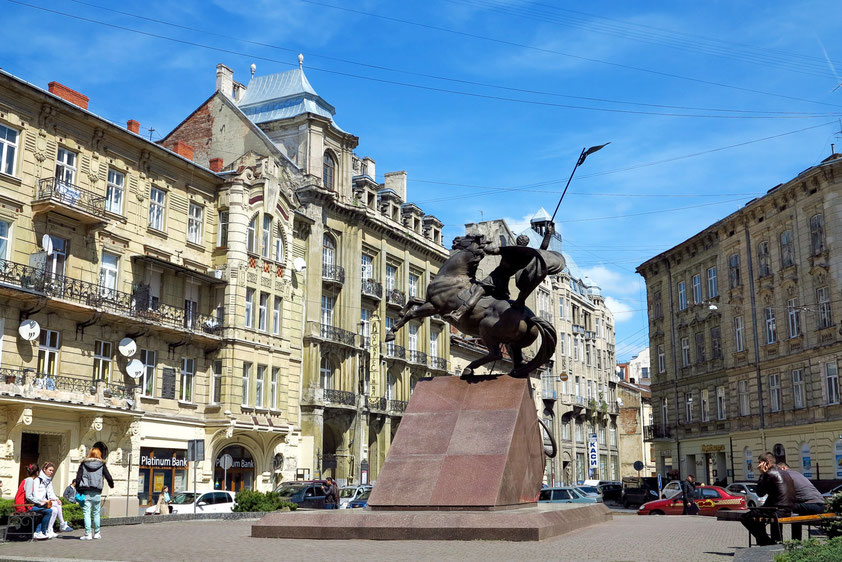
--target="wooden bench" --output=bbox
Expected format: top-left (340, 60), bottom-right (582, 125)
top-left (717, 508), bottom-right (840, 546)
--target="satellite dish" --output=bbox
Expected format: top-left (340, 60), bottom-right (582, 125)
top-left (293, 257), bottom-right (307, 272)
top-left (126, 359), bottom-right (144, 379)
top-left (18, 319), bottom-right (40, 341)
top-left (41, 234), bottom-right (53, 256)
top-left (118, 337), bottom-right (137, 357)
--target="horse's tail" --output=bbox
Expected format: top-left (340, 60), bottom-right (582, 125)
top-left (512, 315), bottom-right (557, 378)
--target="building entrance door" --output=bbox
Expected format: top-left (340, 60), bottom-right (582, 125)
top-left (18, 433), bottom-right (39, 483)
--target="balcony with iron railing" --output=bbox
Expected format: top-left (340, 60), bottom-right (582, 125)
top-left (368, 396), bottom-right (388, 412)
top-left (323, 388), bottom-right (357, 407)
top-left (383, 342), bottom-right (407, 360)
top-left (0, 368), bottom-right (139, 411)
top-left (0, 259), bottom-right (225, 339)
top-left (361, 278), bottom-right (382, 300)
top-left (408, 350), bottom-right (427, 365)
top-left (389, 399), bottom-right (408, 414)
top-left (386, 288), bottom-right (406, 308)
top-left (322, 264), bottom-right (345, 285)
top-left (644, 424), bottom-right (672, 441)
top-left (429, 356), bottom-right (448, 371)
top-left (32, 177), bottom-right (107, 225)
top-left (316, 323), bottom-right (358, 346)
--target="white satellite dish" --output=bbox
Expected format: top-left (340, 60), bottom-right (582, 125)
top-left (41, 234), bottom-right (53, 256)
top-left (293, 257), bottom-right (307, 272)
top-left (118, 337), bottom-right (137, 357)
top-left (18, 319), bottom-right (41, 341)
top-left (126, 359), bottom-right (144, 379)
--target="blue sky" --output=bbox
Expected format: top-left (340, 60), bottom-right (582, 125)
top-left (3, 0), bottom-right (842, 361)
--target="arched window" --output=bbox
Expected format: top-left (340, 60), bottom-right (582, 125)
top-left (773, 443), bottom-right (786, 464)
top-left (322, 234), bottom-right (336, 269)
top-left (247, 215), bottom-right (258, 254)
top-left (320, 356), bottom-right (334, 390)
top-left (323, 151), bottom-right (336, 191)
top-left (810, 213), bottom-right (825, 255)
top-left (274, 225), bottom-right (285, 263)
top-left (780, 230), bottom-right (794, 268)
top-left (261, 214), bottom-right (272, 258)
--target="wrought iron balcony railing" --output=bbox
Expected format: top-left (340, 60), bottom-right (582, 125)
top-left (429, 356), bottom-right (448, 371)
top-left (319, 324), bottom-right (358, 346)
top-left (323, 388), bottom-right (356, 406)
top-left (322, 264), bottom-right (345, 284)
top-left (389, 399), bottom-right (408, 413)
top-left (408, 350), bottom-right (427, 365)
top-left (36, 177), bottom-right (107, 218)
top-left (0, 258), bottom-right (224, 336)
top-left (368, 396), bottom-right (387, 411)
top-left (0, 367), bottom-right (25, 385)
top-left (36, 374), bottom-right (96, 394)
top-left (361, 278), bottom-right (382, 299)
top-left (386, 289), bottom-right (406, 308)
top-left (644, 424), bottom-right (672, 440)
top-left (383, 342), bottom-right (406, 360)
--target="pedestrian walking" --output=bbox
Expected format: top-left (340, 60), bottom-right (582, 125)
top-left (63, 479), bottom-right (77, 504)
top-left (155, 485), bottom-right (171, 515)
top-left (322, 477), bottom-right (339, 509)
top-left (681, 474), bottom-right (698, 515)
top-left (75, 447), bottom-right (114, 540)
top-left (740, 452), bottom-right (795, 545)
top-left (778, 462), bottom-right (825, 540)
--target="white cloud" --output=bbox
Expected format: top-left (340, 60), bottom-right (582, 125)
top-left (604, 296), bottom-right (635, 323)
top-left (579, 265), bottom-right (641, 296)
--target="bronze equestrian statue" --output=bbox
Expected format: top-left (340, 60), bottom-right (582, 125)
top-left (385, 223), bottom-right (565, 378)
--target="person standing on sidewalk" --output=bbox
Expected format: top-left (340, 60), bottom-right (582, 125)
top-left (322, 477), bottom-right (339, 510)
top-left (75, 447), bottom-right (114, 540)
top-left (681, 474), bottom-right (697, 515)
top-left (778, 462), bottom-right (825, 540)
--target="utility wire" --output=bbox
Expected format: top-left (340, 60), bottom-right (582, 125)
top-left (59, 0), bottom-right (839, 118)
top-left (298, 0), bottom-right (842, 110)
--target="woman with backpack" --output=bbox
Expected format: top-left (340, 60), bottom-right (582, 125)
top-left (75, 447), bottom-right (114, 540)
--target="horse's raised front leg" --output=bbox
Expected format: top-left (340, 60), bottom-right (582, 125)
top-left (384, 301), bottom-right (438, 342)
top-left (462, 336), bottom-right (503, 376)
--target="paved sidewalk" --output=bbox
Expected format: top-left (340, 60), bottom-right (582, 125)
top-left (0, 513), bottom-right (760, 561)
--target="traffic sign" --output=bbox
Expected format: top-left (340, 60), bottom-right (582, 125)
top-left (559, 372), bottom-right (568, 382)
top-left (219, 453), bottom-right (233, 470)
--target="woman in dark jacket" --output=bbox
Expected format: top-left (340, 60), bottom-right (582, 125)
top-left (75, 447), bottom-right (114, 540)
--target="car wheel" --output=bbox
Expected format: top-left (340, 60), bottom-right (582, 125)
top-left (748, 501), bottom-right (756, 508)
top-left (650, 510), bottom-right (665, 515)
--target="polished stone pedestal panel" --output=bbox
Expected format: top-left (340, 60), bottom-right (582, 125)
top-left (367, 375), bottom-right (544, 511)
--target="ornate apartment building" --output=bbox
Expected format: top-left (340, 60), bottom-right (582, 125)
top-left (161, 62), bottom-right (450, 485)
top-left (638, 153), bottom-right (842, 485)
top-left (454, 211), bottom-right (618, 485)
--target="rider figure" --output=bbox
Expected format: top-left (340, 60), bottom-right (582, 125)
top-left (447, 222), bottom-right (561, 322)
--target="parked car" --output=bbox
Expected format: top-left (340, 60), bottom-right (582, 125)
top-left (144, 490), bottom-right (235, 515)
top-left (348, 489), bottom-right (371, 509)
top-left (574, 485), bottom-right (603, 500)
top-left (621, 476), bottom-right (660, 508)
top-left (637, 486), bottom-right (746, 516)
top-left (725, 482), bottom-right (767, 507)
top-left (339, 485), bottom-right (372, 509)
top-left (662, 480), bottom-right (683, 499)
top-left (274, 481), bottom-right (328, 509)
top-left (539, 486), bottom-right (601, 504)
top-left (598, 482), bottom-right (623, 502)
top-left (822, 483), bottom-right (842, 499)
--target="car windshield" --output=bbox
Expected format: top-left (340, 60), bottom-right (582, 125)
top-left (340, 488), bottom-right (357, 499)
top-left (170, 492), bottom-right (198, 505)
top-left (276, 485), bottom-right (307, 498)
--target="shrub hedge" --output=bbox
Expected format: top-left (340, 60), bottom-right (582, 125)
top-left (233, 490), bottom-right (297, 513)
top-left (776, 537), bottom-right (842, 562)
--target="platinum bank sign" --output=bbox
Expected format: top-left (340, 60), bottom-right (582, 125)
top-left (140, 454), bottom-right (189, 468)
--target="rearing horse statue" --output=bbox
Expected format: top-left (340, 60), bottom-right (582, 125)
top-left (384, 233), bottom-right (562, 378)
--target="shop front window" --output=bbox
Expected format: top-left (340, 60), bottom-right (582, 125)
top-left (214, 445), bottom-right (255, 493)
top-left (137, 447), bottom-right (188, 506)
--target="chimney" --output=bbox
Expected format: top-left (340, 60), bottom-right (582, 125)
top-left (171, 141), bottom-right (194, 161)
top-left (232, 82), bottom-right (246, 102)
top-left (48, 81), bottom-right (89, 110)
top-left (363, 156), bottom-right (375, 179)
top-left (209, 158), bottom-right (224, 172)
top-left (127, 120), bottom-right (140, 134)
top-left (216, 63), bottom-right (234, 99)
top-left (384, 171), bottom-right (407, 201)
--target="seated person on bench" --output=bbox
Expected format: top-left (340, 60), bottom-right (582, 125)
top-left (778, 462), bottom-right (825, 540)
top-left (740, 452), bottom-right (795, 546)
top-left (26, 461), bottom-right (72, 539)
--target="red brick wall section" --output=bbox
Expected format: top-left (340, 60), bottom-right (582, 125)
top-left (48, 81), bottom-right (89, 110)
top-left (127, 120), bottom-right (140, 134)
top-left (171, 141), bottom-right (194, 161)
top-left (619, 407), bottom-right (639, 434)
top-left (209, 158), bottom-right (223, 172)
top-left (163, 103), bottom-right (213, 165)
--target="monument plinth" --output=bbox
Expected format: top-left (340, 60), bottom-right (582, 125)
top-left (367, 375), bottom-right (543, 511)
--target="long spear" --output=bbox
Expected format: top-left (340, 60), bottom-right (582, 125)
top-left (550, 143), bottom-right (610, 223)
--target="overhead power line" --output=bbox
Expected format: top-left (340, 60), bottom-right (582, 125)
top-left (298, 0), bottom-right (842, 110)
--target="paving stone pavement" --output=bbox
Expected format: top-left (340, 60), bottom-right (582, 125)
top-left (0, 513), bottom-right (766, 562)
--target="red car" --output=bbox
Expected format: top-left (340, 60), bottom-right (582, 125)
top-left (637, 485), bottom-right (747, 516)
